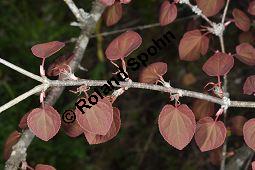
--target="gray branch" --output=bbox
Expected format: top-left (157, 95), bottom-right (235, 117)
top-left (4, 1), bottom-right (105, 169)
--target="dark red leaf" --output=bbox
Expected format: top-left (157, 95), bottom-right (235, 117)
top-left (31, 41), bottom-right (65, 59)
top-left (62, 118), bottom-right (83, 138)
top-left (179, 30), bottom-right (209, 61)
top-left (195, 117), bottom-right (226, 152)
top-left (243, 118), bottom-right (255, 151)
top-left (84, 107), bottom-right (121, 144)
top-left (243, 75), bottom-right (255, 95)
top-left (230, 115), bottom-right (247, 136)
top-left (104, 2), bottom-right (123, 26)
top-left (196, 0), bottom-right (225, 17)
top-left (76, 97), bottom-right (113, 135)
top-left (252, 161), bottom-right (255, 170)
top-left (35, 164), bottom-right (56, 170)
top-left (47, 53), bottom-right (75, 76)
top-left (158, 104), bottom-right (196, 150)
top-left (159, 1), bottom-right (177, 26)
top-left (236, 43), bottom-right (255, 66)
top-left (248, 1), bottom-right (255, 16)
top-left (239, 31), bottom-right (255, 44)
top-left (232, 9), bottom-right (251, 32)
top-left (139, 62), bottom-right (167, 84)
top-left (27, 104), bottom-right (61, 141)
top-left (3, 131), bottom-right (21, 160)
top-left (202, 52), bottom-right (234, 76)
top-left (192, 99), bottom-right (214, 120)
top-left (105, 31), bottom-right (142, 60)
top-left (19, 111), bottom-right (31, 129)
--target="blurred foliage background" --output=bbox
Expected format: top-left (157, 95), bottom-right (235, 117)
top-left (0, 0), bottom-right (255, 170)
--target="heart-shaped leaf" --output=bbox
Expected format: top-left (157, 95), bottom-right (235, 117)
top-left (104, 2), bottom-right (123, 26)
top-left (179, 30), bottom-right (209, 61)
top-left (3, 131), bottom-right (21, 160)
top-left (139, 62), bottom-right (167, 84)
top-left (192, 99), bottom-right (214, 120)
top-left (105, 31), bottom-right (142, 61)
top-left (232, 9), bottom-right (251, 32)
top-left (35, 164), bottom-right (56, 170)
top-left (248, 1), bottom-right (255, 16)
top-left (47, 53), bottom-right (75, 77)
top-left (31, 41), bottom-right (65, 59)
top-left (159, 1), bottom-right (177, 26)
top-left (100, 0), bottom-right (115, 6)
top-left (236, 43), bottom-right (255, 66)
top-left (202, 52), bottom-right (234, 76)
top-left (27, 104), bottom-right (61, 141)
top-left (76, 97), bottom-right (113, 135)
top-left (196, 0), bottom-right (225, 17)
top-left (158, 104), bottom-right (196, 150)
top-left (195, 117), bottom-right (226, 152)
top-left (84, 107), bottom-right (121, 144)
top-left (243, 118), bottom-right (255, 151)
top-left (62, 118), bottom-right (84, 138)
top-left (243, 75), bottom-right (255, 95)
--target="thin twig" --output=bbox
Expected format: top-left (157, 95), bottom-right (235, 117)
top-left (0, 84), bottom-right (44, 113)
top-left (63, 0), bottom-right (85, 23)
top-left (220, 0), bottom-right (231, 170)
top-left (0, 58), bottom-right (43, 82)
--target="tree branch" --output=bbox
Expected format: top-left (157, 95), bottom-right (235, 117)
top-left (4, 1), bottom-right (105, 169)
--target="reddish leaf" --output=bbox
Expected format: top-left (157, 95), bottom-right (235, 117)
top-left (47, 53), bottom-right (75, 76)
top-left (243, 75), bottom-right (255, 95)
top-left (230, 115), bottom-right (247, 136)
top-left (195, 117), bottom-right (226, 152)
top-left (19, 111), bottom-right (30, 129)
top-left (27, 104), bottom-right (61, 141)
top-left (239, 31), bottom-right (255, 44)
top-left (100, 0), bottom-right (115, 6)
top-left (209, 148), bottom-right (222, 165)
top-left (232, 9), bottom-right (251, 32)
top-left (158, 104), bottom-right (196, 150)
top-left (181, 73), bottom-right (197, 86)
top-left (62, 119), bottom-right (83, 138)
top-left (236, 43), bottom-right (255, 66)
top-left (120, 0), bottom-right (131, 4)
top-left (252, 161), bottom-right (255, 170)
top-left (248, 1), bottom-right (255, 16)
top-left (196, 0), bottom-right (225, 17)
top-left (159, 1), bottom-right (177, 26)
top-left (76, 97), bottom-right (113, 135)
top-left (104, 2), bottom-right (123, 27)
top-left (35, 164), bottom-right (56, 170)
top-left (3, 131), bottom-right (21, 160)
top-left (31, 41), bottom-right (65, 59)
top-left (243, 118), bottom-right (255, 151)
top-left (84, 107), bottom-right (121, 144)
top-left (179, 30), bottom-right (209, 61)
top-left (192, 99), bottom-right (214, 120)
top-left (105, 31), bottom-right (142, 60)
top-left (139, 62), bottom-right (167, 84)
top-left (202, 52), bottom-right (234, 76)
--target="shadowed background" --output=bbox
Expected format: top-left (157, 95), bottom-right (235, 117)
top-left (0, 0), bottom-right (255, 169)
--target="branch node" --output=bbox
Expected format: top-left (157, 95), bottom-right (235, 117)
top-left (222, 96), bottom-right (231, 110)
top-left (208, 23), bottom-right (225, 37)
